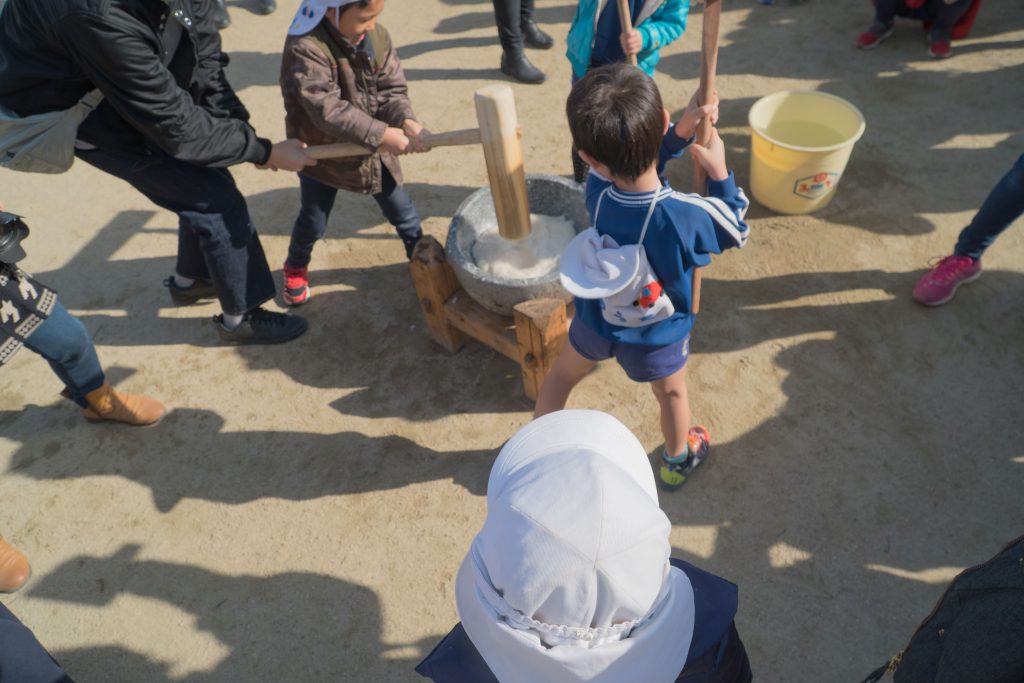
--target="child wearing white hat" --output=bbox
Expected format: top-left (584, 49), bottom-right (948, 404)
top-left (415, 410), bottom-right (752, 682)
top-left (536, 64), bottom-right (749, 491)
top-left (279, 0), bottom-right (428, 305)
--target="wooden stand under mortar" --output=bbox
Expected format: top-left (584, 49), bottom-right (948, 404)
top-left (409, 236), bottom-right (569, 401)
top-left (311, 83), bottom-right (566, 398)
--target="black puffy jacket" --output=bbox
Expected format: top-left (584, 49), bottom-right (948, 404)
top-left (0, 0), bottom-right (271, 166)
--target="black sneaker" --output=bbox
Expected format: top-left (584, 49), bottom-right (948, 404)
top-left (402, 232), bottom-right (424, 260)
top-left (215, 308), bottom-right (308, 345)
top-left (254, 0), bottom-right (276, 15)
top-left (164, 277), bottom-right (218, 306)
top-left (522, 21), bottom-right (554, 50)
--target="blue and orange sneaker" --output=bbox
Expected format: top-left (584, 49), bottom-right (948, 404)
top-left (658, 426), bottom-right (710, 491)
top-left (282, 263), bottom-right (310, 307)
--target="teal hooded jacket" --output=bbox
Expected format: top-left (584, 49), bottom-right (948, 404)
top-left (566, 0), bottom-right (690, 79)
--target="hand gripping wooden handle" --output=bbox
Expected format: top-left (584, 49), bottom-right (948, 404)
top-left (690, 0), bottom-right (723, 315)
top-left (305, 127), bottom-right (482, 160)
top-left (617, 0), bottom-right (639, 67)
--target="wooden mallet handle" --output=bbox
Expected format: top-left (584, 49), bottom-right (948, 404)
top-left (690, 0), bottom-right (722, 315)
top-left (694, 0), bottom-right (721, 153)
top-left (306, 127), bottom-right (482, 160)
top-left (617, 0), bottom-right (639, 67)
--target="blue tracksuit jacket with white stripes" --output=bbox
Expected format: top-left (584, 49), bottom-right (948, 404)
top-left (576, 127), bottom-right (750, 347)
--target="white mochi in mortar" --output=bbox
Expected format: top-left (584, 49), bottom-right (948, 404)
top-left (471, 214), bottom-right (576, 280)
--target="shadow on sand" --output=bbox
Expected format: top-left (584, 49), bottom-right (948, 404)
top-left (32, 545), bottom-right (442, 682)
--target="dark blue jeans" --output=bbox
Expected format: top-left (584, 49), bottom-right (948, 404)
top-left (874, 0), bottom-right (972, 42)
top-left (0, 602), bottom-right (75, 682)
top-left (77, 148), bottom-right (276, 315)
top-left (954, 154), bottom-right (1024, 260)
top-left (287, 168), bottom-right (423, 267)
top-left (492, 0), bottom-right (535, 51)
top-left (21, 300), bottom-right (104, 408)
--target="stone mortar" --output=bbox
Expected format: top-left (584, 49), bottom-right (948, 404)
top-left (445, 174), bottom-right (588, 316)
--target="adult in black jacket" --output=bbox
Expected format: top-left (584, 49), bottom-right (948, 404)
top-left (0, 0), bottom-right (314, 344)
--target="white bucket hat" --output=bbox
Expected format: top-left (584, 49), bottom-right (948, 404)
top-left (288, 0), bottom-right (361, 36)
top-left (455, 410), bottom-right (696, 683)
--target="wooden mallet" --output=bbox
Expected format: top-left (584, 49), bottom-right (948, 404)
top-left (690, 0), bottom-right (722, 315)
top-left (306, 127), bottom-right (482, 160)
top-left (306, 85), bottom-right (532, 241)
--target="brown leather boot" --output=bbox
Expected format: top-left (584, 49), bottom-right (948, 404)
top-left (82, 383), bottom-right (166, 426)
top-left (0, 536), bottom-right (30, 593)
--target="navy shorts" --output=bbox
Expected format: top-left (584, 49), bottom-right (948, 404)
top-left (569, 318), bottom-right (689, 382)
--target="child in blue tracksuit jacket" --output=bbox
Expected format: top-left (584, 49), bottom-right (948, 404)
top-left (536, 64), bottom-right (749, 492)
top-left (567, 0), bottom-right (690, 180)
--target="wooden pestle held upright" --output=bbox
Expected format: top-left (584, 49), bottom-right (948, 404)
top-left (690, 0), bottom-right (723, 314)
top-left (474, 85), bottom-right (532, 241)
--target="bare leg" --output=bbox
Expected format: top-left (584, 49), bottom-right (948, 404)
top-left (650, 365), bottom-right (690, 457)
top-left (534, 344), bottom-right (597, 418)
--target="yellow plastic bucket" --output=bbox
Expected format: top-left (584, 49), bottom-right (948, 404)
top-left (748, 91), bottom-right (865, 214)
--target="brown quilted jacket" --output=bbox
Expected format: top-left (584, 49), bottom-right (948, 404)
top-left (280, 22), bottom-right (416, 194)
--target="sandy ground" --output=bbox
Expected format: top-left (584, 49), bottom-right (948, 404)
top-left (2, 0), bottom-right (1023, 680)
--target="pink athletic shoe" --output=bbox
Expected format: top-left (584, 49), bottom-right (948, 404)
top-left (913, 255), bottom-right (981, 306)
top-left (282, 263), bottom-right (310, 306)
top-left (857, 22), bottom-right (895, 49)
top-left (929, 40), bottom-right (953, 59)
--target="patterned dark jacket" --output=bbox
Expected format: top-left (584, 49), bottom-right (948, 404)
top-left (0, 263), bottom-right (57, 366)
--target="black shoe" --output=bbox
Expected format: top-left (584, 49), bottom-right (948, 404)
top-left (253, 0), bottom-right (276, 15)
top-left (212, 0), bottom-right (230, 29)
top-left (500, 50), bottom-right (546, 84)
top-left (164, 277), bottom-right (218, 306)
top-left (522, 21), bottom-right (554, 50)
top-left (403, 233), bottom-right (423, 260)
top-left (215, 308), bottom-right (308, 345)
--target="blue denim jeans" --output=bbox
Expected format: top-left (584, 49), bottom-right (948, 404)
top-left (0, 603), bottom-right (75, 682)
top-left (286, 167), bottom-right (423, 267)
top-left (874, 0), bottom-right (972, 42)
top-left (76, 148), bottom-right (277, 315)
top-left (21, 300), bottom-right (105, 407)
top-left (954, 154), bottom-right (1024, 260)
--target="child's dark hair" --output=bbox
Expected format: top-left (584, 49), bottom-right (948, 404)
top-left (566, 64), bottom-right (665, 182)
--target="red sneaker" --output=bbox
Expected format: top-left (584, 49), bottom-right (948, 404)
top-left (929, 40), bottom-right (953, 59)
top-left (912, 255), bottom-right (981, 306)
top-left (857, 22), bottom-right (895, 50)
top-left (282, 263), bottom-right (310, 306)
